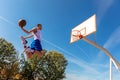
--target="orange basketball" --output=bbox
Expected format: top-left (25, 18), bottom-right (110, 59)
top-left (18, 19), bottom-right (26, 28)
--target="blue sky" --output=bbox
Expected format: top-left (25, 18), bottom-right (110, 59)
top-left (0, 0), bottom-right (120, 80)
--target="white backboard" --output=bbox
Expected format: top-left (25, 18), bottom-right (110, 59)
top-left (70, 14), bottom-right (96, 43)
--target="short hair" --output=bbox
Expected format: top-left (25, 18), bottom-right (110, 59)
top-left (37, 24), bottom-right (42, 27)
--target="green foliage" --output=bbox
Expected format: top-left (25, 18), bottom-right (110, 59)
top-left (0, 38), bottom-right (16, 57)
top-left (42, 51), bottom-right (68, 80)
top-left (20, 50), bottom-right (68, 80)
top-left (0, 38), bottom-right (20, 80)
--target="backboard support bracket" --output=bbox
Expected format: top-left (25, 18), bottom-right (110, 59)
top-left (83, 37), bottom-right (120, 80)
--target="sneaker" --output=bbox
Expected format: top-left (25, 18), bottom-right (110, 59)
top-left (23, 40), bottom-right (28, 44)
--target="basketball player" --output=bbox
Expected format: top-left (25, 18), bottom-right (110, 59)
top-left (20, 24), bottom-right (43, 58)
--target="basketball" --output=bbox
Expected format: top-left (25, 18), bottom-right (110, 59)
top-left (18, 19), bottom-right (26, 28)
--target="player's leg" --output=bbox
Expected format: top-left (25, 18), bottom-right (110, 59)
top-left (20, 36), bottom-right (34, 52)
top-left (25, 51), bottom-right (33, 59)
top-left (20, 36), bottom-right (28, 48)
top-left (20, 36), bottom-right (34, 58)
top-left (35, 40), bottom-right (43, 57)
top-left (31, 39), bottom-right (43, 57)
top-left (34, 50), bottom-right (43, 57)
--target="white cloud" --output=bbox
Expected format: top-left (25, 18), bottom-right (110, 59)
top-left (64, 67), bottom-right (120, 80)
top-left (0, 16), bottom-right (16, 25)
top-left (64, 73), bottom-right (90, 80)
top-left (103, 26), bottom-right (120, 49)
top-left (67, 57), bottom-right (101, 75)
top-left (74, 44), bottom-right (90, 59)
top-left (94, 0), bottom-right (115, 25)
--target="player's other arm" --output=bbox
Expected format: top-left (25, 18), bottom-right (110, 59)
top-left (24, 34), bottom-right (33, 39)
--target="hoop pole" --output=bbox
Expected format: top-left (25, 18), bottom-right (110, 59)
top-left (82, 37), bottom-right (120, 80)
top-left (110, 58), bottom-right (112, 80)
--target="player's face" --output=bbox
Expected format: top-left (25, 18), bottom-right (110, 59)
top-left (37, 26), bottom-right (42, 30)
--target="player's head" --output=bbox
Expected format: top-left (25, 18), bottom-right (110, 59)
top-left (37, 24), bottom-right (42, 30)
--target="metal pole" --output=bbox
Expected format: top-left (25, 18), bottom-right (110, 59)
top-left (110, 58), bottom-right (112, 80)
top-left (83, 37), bottom-right (120, 80)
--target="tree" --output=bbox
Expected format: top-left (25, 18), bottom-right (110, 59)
top-left (0, 38), bottom-right (20, 80)
top-left (0, 38), bottom-right (68, 80)
top-left (20, 50), bottom-right (68, 80)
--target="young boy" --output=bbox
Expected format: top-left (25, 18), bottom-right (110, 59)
top-left (20, 24), bottom-right (43, 58)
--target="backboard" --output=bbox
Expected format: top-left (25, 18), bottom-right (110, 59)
top-left (70, 14), bottom-right (96, 43)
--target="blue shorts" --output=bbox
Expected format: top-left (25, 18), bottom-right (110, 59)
top-left (30, 39), bottom-right (42, 51)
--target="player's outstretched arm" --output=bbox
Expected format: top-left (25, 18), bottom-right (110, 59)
top-left (20, 27), bottom-right (37, 34)
top-left (20, 27), bottom-right (31, 34)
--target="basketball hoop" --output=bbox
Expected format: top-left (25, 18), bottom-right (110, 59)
top-left (71, 27), bottom-right (86, 43)
top-left (79, 35), bottom-right (83, 39)
top-left (70, 14), bottom-right (96, 43)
